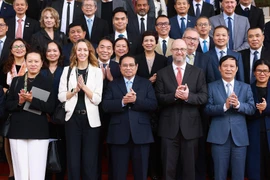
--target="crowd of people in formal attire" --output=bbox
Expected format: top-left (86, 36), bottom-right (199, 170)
top-left (0, 0), bottom-right (270, 179)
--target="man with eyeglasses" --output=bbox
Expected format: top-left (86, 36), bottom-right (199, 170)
top-left (0, 17), bottom-right (12, 65)
top-left (239, 27), bottom-right (270, 84)
top-left (102, 54), bottom-right (157, 180)
top-left (188, 0), bottom-right (215, 18)
top-left (154, 15), bottom-right (174, 57)
top-left (155, 39), bottom-right (207, 180)
top-left (195, 16), bottom-right (215, 53)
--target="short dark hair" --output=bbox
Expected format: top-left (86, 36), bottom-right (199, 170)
top-left (68, 22), bottom-right (86, 33)
top-left (174, 0), bottom-right (189, 5)
top-left (247, 27), bottom-right (263, 35)
top-left (0, 16), bottom-right (7, 24)
top-left (219, 55), bottom-right (238, 67)
top-left (196, 16), bottom-right (210, 26)
top-left (43, 40), bottom-right (64, 68)
top-left (26, 49), bottom-right (44, 62)
top-left (98, 36), bottom-right (113, 46)
top-left (142, 31), bottom-right (159, 44)
top-left (113, 37), bottom-right (130, 52)
top-left (213, 25), bottom-right (229, 36)
top-left (119, 54), bottom-right (137, 65)
top-left (155, 15), bottom-right (170, 25)
top-left (253, 59), bottom-right (270, 72)
top-left (112, 7), bottom-right (127, 18)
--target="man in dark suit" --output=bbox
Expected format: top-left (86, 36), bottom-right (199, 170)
top-left (188, 0), bottom-right (215, 18)
top-left (169, 0), bottom-right (196, 39)
top-left (102, 54), bottom-right (157, 180)
top-left (75, 0), bottom-right (109, 47)
top-left (205, 55), bottom-right (255, 180)
top-left (125, 0), bottom-right (155, 18)
top-left (155, 39), bottom-right (208, 180)
top-left (51, 0), bottom-right (83, 34)
top-left (0, 1), bottom-right (15, 19)
top-left (0, 17), bottom-right (12, 65)
top-left (235, 0), bottom-right (264, 31)
top-left (127, 0), bottom-right (155, 35)
top-left (205, 25), bottom-right (245, 82)
top-left (6, 0), bottom-right (40, 44)
top-left (239, 27), bottom-right (270, 84)
top-left (195, 16), bottom-right (215, 53)
top-left (108, 7), bottom-right (142, 55)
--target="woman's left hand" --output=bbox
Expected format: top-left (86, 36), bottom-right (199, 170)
top-left (77, 75), bottom-right (86, 91)
top-left (21, 91), bottom-right (33, 102)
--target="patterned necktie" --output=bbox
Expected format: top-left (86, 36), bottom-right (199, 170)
top-left (87, 18), bottom-right (93, 38)
top-left (66, 2), bottom-right (71, 34)
top-left (180, 17), bottom-right (186, 36)
top-left (228, 17), bottom-right (234, 50)
top-left (196, 4), bottom-right (201, 18)
top-left (226, 83), bottom-right (232, 97)
top-left (141, 17), bottom-right (145, 34)
top-left (16, 19), bottom-right (23, 38)
top-left (187, 54), bottom-right (194, 65)
top-left (220, 50), bottom-right (224, 59)
top-left (203, 40), bottom-right (208, 53)
top-left (176, 67), bottom-right (182, 85)
top-left (162, 40), bottom-right (167, 56)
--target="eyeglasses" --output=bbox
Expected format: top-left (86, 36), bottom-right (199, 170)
top-left (0, 23), bottom-right (6, 28)
top-left (183, 36), bottom-right (199, 42)
top-left (121, 63), bottom-right (136, 68)
top-left (196, 23), bottom-right (209, 27)
top-left (156, 22), bottom-right (170, 27)
top-left (12, 44), bottom-right (26, 49)
top-left (171, 48), bottom-right (187, 52)
top-left (83, 4), bottom-right (95, 8)
top-left (255, 69), bottom-right (270, 75)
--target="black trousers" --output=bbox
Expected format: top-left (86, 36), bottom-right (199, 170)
top-left (65, 113), bottom-right (100, 180)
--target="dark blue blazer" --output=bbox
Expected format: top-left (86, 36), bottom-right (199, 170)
top-left (0, 2), bottom-right (15, 19)
top-left (205, 48), bottom-right (245, 82)
top-left (102, 60), bottom-right (121, 89)
top-left (63, 43), bottom-right (73, 66)
top-left (102, 75), bottom-right (157, 144)
top-left (0, 37), bottom-right (12, 65)
top-left (246, 81), bottom-right (270, 180)
top-left (169, 15), bottom-right (196, 39)
top-left (196, 36), bottom-right (215, 53)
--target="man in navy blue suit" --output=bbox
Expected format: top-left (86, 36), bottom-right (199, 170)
top-left (205, 55), bottom-right (255, 180)
top-left (0, 1), bottom-right (15, 19)
top-left (102, 54), bottom-right (157, 180)
top-left (169, 0), bottom-right (196, 39)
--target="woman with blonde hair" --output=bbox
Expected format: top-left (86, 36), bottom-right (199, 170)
top-left (58, 39), bottom-right (103, 179)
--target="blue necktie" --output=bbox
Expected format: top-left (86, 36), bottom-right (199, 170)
top-left (226, 83), bottom-right (232, 97)
top-left (162, 40), bottom-right (167, 56)
top-left (180, 17), bottom-right (186, 36)
top-left (203, 40), bottom-right (208, 53)
top-left (220, 50), bottom-right (224, 59)
top-left (228, 17), bottom-right (234, 50)
top-left (126, 81), bottom-right (132, 92)
top-left (87, 18), bottom-right (93, 38)
top-left (196, 4), bottom-right (201, 18)
top-left (251, 51), bottom-right (259, 83)
top-left (118, 34), bottom-right (124, 38)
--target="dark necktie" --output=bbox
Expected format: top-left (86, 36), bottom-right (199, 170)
top-left (243, 7), bottom-right (250, 17)
top-left (196, 4), bottom-right (201, 18)
top-left (180, 17), bottom-right (186, 36)
top-left (118, 34), bottom-right (124, 38)
top-left (162, 40), bottom-right (167, 56)
top-left (141, 17), bottom-right (145, 34)
top-left (228, 17), bottom-right (234, 50)
top-left (220, 50), bottom-right (224, 59)
top-left (66, 2), bottom-right (71, 34)
top-left (103, 63), bottom-right (107, 68)
top-left (251, 51), bottom-right (259, 83)
top-left (0, 40), bottom-right (3, 58)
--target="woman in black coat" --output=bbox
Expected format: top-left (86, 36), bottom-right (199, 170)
top-left (6, 50), bottom-right (55, 180)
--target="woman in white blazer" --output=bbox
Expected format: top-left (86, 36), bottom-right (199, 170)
top-left (58, 39), bottom-right (103, 180)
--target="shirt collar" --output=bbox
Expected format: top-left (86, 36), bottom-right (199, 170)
top-left (124, 76), bottom-right (135, 83)
top-left (16, 15), bottom-right (26, 21)
top-left (250, 46), bottom-right (262, 55)
top-left (199, 36), bottom-right (210, 43)
top-left (98, 59), bottom-right (110, 65)
top-left (159, 36), bottom-right (169, 43)
top-left (172, 61), bottom-right (187, 71)
top-left (115, 31), bottom-right (128, 38)
top-left (177, 14), bottom-right (188, 20)
top-left (0, 36), bottom-right (7, 42)
top-left (84, 15), bottom-right (95, 21)
top-left (240, 4), bottom-right (251, 11)
top-left (223, 12), bottom-right (234, 20)
top-left (215, 47), bottom-right (227, 54)
top-left (193, 0), bottom-right (203, 6)
top-left (137, 14), bottom-right (148, 20)
top-left (222, 78), bottom-right (235, 87)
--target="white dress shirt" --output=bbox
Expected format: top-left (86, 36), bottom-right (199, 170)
top-left (15, 15), bottom-right (26, 38)
top-left (60, 0), bottom-right (75, 33)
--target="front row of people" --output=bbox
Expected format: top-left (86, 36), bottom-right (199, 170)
top-left (3, 37), bottom-right (270, 180)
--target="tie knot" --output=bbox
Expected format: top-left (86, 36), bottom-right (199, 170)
top-left (187, 54), bottom-right (194, 59)
top-left (87, 18), bottom-right (92, 23)
top-left (196, 3), bottom-right (200, 7)
top-left (180, 17), bottom-right (185, 21)
top-left (226, 83), bottom-right (231, 87)
top-left (203, 40), bottom-right (207, 43)
top-left (17, 19), bottom-right (23, 23)
top-left (177, 67), bottom-right (181, 71)
top-left (67, 2), bottom-right (71, 4)
top-left (220, 50), bottom-right (224, 54)
top-left (141, 17), bottom-right (145, 21)
top-left (0, 40), bottom-right (2, 43)
top-left (118, 34), bottom-right (124, 38)
top-left (244, 7), bottom-right (249, 11)
top-left (254, 50), bottom-right (258, 55)
top-left (163, 40), bottom-right (166, 43)
top-left (228, 17), bottom-right (232, 20)
top-left (103, 63), bottom-right (107, 68)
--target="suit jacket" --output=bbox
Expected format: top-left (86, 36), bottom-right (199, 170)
top-left (136, 52), bottom-right (167, 79)
top-left (155, 63), bottom-right (208, 139)
top-left (58, 65), bottom-right (103, 127)
top-left (205, 79), bottom-right (255, 146)
top-left (169, 15), bottom-right (196, 39)
top-left (6, 74), bottom-right (55, 139)
top-left (188, 2), bottom-right (215, 18)
top-left (196, 36), bottom-right (215, 53)
top-left (235, 5), bottom-right (264, 31)
top-left (75, 15), bottom-right (109, 46)
top-left (102, 75), bottom-right (157, 144)
top-left (96, 0), bottom-right (126, 18)
top-left (263, 21), bottom-right (270, 49)
top-left (63, 43), bottom-right (73, 66)
top-left (0, 37), bottom-right (12, 65)
top-left (239, 47), bottom-right (270, 84)
top-left (0, 1), bottom-right (15, 19)
top-left (125, 0), bottom-right (155, 18)
top-left (209, 13), bottom-right (250, 51)
top-left (205, 48), bottom-right (245, 82)
top-left (127, 15), bottom-right (156, 35)
top-left (102, 60), bottom-right (121, 89)
top-left (155, 38), bottom-right (174, 57)
top-left (6, 17), bottom-right (40, 44)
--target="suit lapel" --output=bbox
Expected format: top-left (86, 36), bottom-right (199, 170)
top-left (233, 80), bottom-right (241, 97)
top-left (218, 14), bottom-right (226, 26)
top-left (182, 63), bottom-right (192, 85)
top-left (217, 79), bottom-right (228, 101)
top-left (117, 78), bottom-right (128, 95)
top-left (155, 41), bottom-right (162, 55)
top-left (233, 15), bottom-right (239, 45)
top-left (168, 65), bottom-right (179, 88)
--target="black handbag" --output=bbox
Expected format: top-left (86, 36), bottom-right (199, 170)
top-left (46, 139), bottom-right (61, 173)
top-left (52, 68), bottom-right (72, 124)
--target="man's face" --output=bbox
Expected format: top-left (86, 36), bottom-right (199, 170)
top-left (96, 39), bottom-right (113, 62)
top-left (171, 39), bottom-right (187, 65)
top-left (213, 27), bottom-right (229, 49)
top-left (0, 19), bottom-right (8, 38)
top-left (113, 12), bottom-right (128, 32)
top-left (135, 0), bottom-right (149, 16)
top-left (120, 57), bottom-right (138, 80)
top-left (155, 17), bottom-right (171, 37)
top-left (82, 0), bottom-right (97, 17)
top-left (195, 18), bottom-right (211, 37)
top-left (69, 26), bottom-right (86, 43)
top-left (248, 28), bottom-right (264, 50)
top-left (183, 30), bottom-right (199, 54)
top-left (13, 0), bottom-right (28, 16)
top-left (174, 0), bottom-right (190, 16)
top-left (222, 0), bottom-right (236, 16)
top-left (219, 58), bottom-right (238, 82)
top-left (239, 0), bottom-right (252, 6)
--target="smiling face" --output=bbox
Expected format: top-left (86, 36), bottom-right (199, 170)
top-left (96, 39), bottom-right (113, 62)
top-left (254, 64), bottom-right (270, 84)
top-left (174, 0), bottom-right (190, 16)
top-left (113, 12), bottom-right (128, 33)
top-left (195, 17), bottom-right (211, 38)
top-left (183, 30), bottom-right (199, 54)
top-left (248, 28), bottom-right (264, 50)
top-left (135, 0), bottom-right (149, 16)
top-left (171, 39), bottom-right (187, 66)
top-left (0, 18), bottom-right (8, 39)
top-left (219, 58), bottom-right (238, 82)
top-left (13, 0), bottom-right (28, 16)
top-left (69, 26), bottom-right (86, 43)
top-left (155, 17), bottom-right (171, 38)
top-left (76, 41), bottom-right (89, 63)
top-left (26, 52), bottom-right (43, 77)
top-left (120, 56), bottom-right (138, 80)
top-left (142, 35), bottom-right (157, 52)
top-left (11, 40), bottom-right (27, 58)
top-left (82, 0), bottom-right (97, 18)
top-left (222, 0), bottom-right (236, 16)
top-left (114, 39), bottom-right (129, 58)
top-left (213, 27), bottom-right (229, 49)
top-left (43, 10), bottom-right (56, 29)
top-left (46, 42), bottom-right (60, 63)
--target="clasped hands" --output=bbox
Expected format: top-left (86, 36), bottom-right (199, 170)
top-left (18, 89), bottom-right (33, 105)
top-left (101, 65), bottom-right (113, 81)
top-left (122, 88), bottom-right (136, 105)
top-left (256, 98), bottom-right (267, 114)
top-left (175, 84), bottom-right (189, 100)
top-left (225, 92), bottom-right (239, 109)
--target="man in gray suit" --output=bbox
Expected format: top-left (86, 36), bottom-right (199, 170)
top-left (205, 55), bottom-right (255, 180)
top-left (209, 0), bottom-right (250, 51)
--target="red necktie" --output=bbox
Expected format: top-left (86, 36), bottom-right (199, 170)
top-left (16, 19), bottom-right (23, 38)
top-left (176, 67), bottom-right (182, 85)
